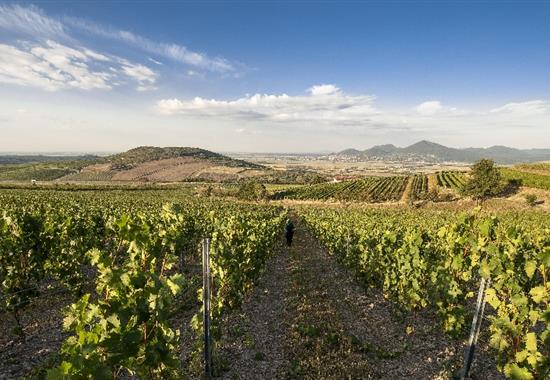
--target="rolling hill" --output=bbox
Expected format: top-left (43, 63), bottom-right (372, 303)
top-left (337, 140), bottom-right (550, 164)
top-left (0, 146), bottom-right (325, 184)
top-left (58, 146), bottom-right (266, 182)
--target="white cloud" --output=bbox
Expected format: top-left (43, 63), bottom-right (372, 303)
top-left (156, 86), bottom-right (378, 125)
top-left (490, 100), bottom-right (550, 115)
top-left (0, 40), bottom-right (157, 91)
top-left (0, 3), bottom-right (237, 87)
top-left (308, 84), bottom-right (340, 96)
top-left (416, 100), bottom-right (442, 115)
top-left (0, 4), bottom-right (66, 38)
top-left (136, 85), bottom-right (157, 92)
top-left (0, 42), bottom-right (110, 91)
top-left (155, 85), bottom-right (550, 143)
top-left (415, 100), bottom-right (460, 116)
top-left (148, 57), bottom-right (163, 65)
top-left (64, 16), bottom-right (236, 73)
top-left (119, 61), bottom-right (157, 84)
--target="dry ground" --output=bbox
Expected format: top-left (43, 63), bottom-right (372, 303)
top-left (57, 157), bottom-right (268, 183)
top-left (217, 217), bottom-right (504, 380)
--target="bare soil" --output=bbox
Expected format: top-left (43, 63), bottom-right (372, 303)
top-left (217, 217), bottom-right (505, 379)
top-left (111, 157), bottom-right (213, 181)
top-left (0, 288), bottom-right (71, 380)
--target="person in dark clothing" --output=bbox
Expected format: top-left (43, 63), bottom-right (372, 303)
top-left (285, 219), bottom-right (295, 247)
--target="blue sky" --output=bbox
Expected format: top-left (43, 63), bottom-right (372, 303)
top-left (0, 1), bottom-right (549, 152)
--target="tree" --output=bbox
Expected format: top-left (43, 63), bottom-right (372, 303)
top-left (236, 181), bottom-right (267, 201)
top-left (462, 159), bottom-right (504, 200)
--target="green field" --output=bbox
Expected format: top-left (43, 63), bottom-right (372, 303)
top-left (1, 170), bottom-right (549, 378)
top-left (501, 167), bottom-right (550, 190)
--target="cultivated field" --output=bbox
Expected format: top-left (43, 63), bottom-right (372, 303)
top-left (1, 157), bottom-right (549, 379)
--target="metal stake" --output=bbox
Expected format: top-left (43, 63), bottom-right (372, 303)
top-left (460, 277), bottom-right (491, 380)
top-left (202, 237), bottom-right (212, 379)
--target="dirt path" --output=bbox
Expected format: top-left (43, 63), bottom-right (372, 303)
top-left (400, 176), bottom-right (413, 204)
top-left (218, 241), bottom-right (292, 379)
top-left (218, 217), bottom-right (503, 379)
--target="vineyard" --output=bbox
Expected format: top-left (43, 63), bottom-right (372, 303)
top-left (1, 186), bottom-right (549, 379)
top-left (436, 171), bottom-right (467, 191)
top-left (268, 166), bottom-right (550, 204)
top-left (0, 189), bottom-right (284, 378)
top-left (299, 206), bottom-right (550, 379)
top-left (501, 168), bottom-right (550, 191)
top-left (410, 174), bottom-right (429, 200)
top-left (274, 176), bottom-right (409, 202)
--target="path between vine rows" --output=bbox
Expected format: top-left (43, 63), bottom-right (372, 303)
top-left (218, 216), bottom-right (503, 380)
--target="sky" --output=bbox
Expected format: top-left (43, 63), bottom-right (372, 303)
top-left (0, 1), bottom-right (549, 153)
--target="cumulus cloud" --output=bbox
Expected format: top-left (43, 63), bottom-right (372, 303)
top-left (0, 40), bottom-right (157, 91)
top-left (415, 100), bottom-right (459, 116)
top-left (155, 85), bottom-right (550, 139)
top-left (416, 100), bottom-right (442, 115)
top-left (156, 85), bottom-right (378, 125)
top-left (308, 84), bottom-right (340, 96)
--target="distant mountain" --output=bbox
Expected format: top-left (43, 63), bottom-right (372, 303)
top-left (364, 144), bottom-right (399, 156)
top-left (337, 140), bottom-right (550, 164)
top-left (337, 148), bottom-right (363, 156)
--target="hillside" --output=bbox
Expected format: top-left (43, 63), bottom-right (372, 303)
top-left (58, 146), bottom-right (266, 182)
top-left (338, 140), bottom-right (550, 164)
top-left (0, 146), bottom-right (327, 184)
top-left (106, 146), bottom-right (262, 170)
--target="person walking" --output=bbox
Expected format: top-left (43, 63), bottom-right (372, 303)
top-left (285, 219), bottom-right (295, 247)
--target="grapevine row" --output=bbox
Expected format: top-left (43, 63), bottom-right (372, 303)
top-left (0, 190), bottom-right (285, 378)
top-left (275, 176), bottom-right (408, 202)
top-left (299, 206), bottom-right (549, 379)
top-left (436, 171), bottom-right (466, 191)
top-left (410, 174), bottom-right (429, 200)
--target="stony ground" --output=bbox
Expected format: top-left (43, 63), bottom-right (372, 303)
top-left (0, 288), bottom-right (70, 380)
top-left (218, 240), bottom-right (291, 380)
top-left (218, 217), bottom-right (504, 380)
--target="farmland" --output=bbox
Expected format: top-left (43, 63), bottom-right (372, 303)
top-left (436, 171), bottom-right (467, 191)
top-left (0, 189), bottom-right (284, 378)
top-left (273, 176), bottom-right (409, 202)
top-left (410, 174), bottom-right (429, 200)
top-left (1, 156), bottom-right (550, 379)
top-left (501, 168), bottom-right (550, 190)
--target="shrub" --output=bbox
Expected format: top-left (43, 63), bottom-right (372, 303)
top-left (524, 194), bottom-right (538, 206)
